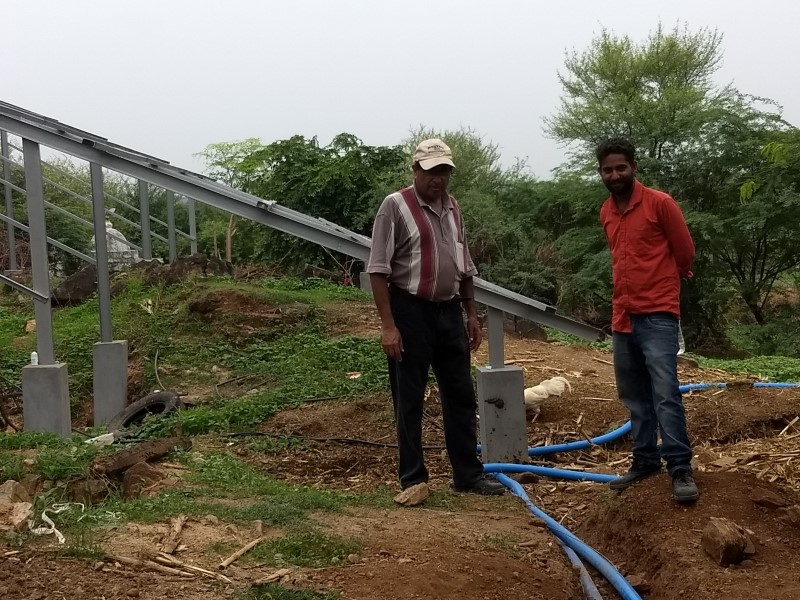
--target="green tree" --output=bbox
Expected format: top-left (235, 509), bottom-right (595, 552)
top-left (545, 23), bottom-right (728, 171)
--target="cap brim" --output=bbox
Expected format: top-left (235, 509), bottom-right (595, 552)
top-left (417, 157), bottom-right (456, 170)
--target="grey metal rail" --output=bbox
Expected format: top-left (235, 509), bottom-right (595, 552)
top-left (0, 100), bottom-right (604, 342)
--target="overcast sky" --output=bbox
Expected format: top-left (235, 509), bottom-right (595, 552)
top-left (5, 0), bottom-right (800, 179)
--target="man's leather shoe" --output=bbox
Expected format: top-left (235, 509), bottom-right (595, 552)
top-left (672, 470), bottom-right (700, 503)
top-left (455, 477), bottom-right (505, 495)
top-left (609, 462), bottom-right (661, 490)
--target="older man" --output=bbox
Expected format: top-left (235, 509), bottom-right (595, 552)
top-left (366, 138), bottom-right (504, 504)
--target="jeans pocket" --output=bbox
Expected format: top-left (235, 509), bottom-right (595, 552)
top-left (646, 314), bottom-right (677, 330)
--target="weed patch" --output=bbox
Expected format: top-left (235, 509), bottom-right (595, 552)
top-left (250, 528), bottom-right (362, 568)
top-left (240, 584), bottom-right (338, 600)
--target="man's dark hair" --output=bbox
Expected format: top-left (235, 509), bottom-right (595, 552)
top-left (596, 137), bottom-right (636, 164)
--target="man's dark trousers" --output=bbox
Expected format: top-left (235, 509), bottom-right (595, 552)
top-left (387, 287), bottom-right (483, 489)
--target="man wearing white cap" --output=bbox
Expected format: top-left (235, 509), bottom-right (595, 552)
top-left (366, 138), bottom-right (505, 504)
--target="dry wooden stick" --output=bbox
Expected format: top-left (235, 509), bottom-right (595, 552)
top-left (779, 416), bottom-right (799, 437)
top-left (591, 357), bottom-right (614, 366)
top-left (219, 536), bottom-right (263, 569)
top-left (108, 554), bottom-right (195, 578)
top-left (160, 515), bottom-right (188, 554)
top-left (153, 552), bottom-right (233, 583)
top-left (253, 568), bottom-right (292, 585)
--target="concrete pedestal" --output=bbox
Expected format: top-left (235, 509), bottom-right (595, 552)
top-left (476, 366), bottom-right (527, 464)
top-left (92, 340), bottom-right (129, 426)
top-left (22, 362), bottom-right (71, 437)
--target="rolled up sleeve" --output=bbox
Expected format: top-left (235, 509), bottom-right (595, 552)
top-left (366, 204), bottom-right (395, 275)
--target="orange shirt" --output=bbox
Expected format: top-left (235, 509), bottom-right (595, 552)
top-left (600, 180), bottom-right (695, 333)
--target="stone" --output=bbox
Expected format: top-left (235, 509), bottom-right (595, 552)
top-left (627, 574), bottom-right (652, 594)
top-left (122, 462), bottom-right (164, 500)
top-left (19, 474), bottom-right (44, 499)
top-left (51, 264), bottom-right (99, 306)
top-left (0, 499), bottom-right (34, 532)
top-left (677, 355), bottom-right (700, 369)
top-left (512, 472), bottom-right (540, 485)
top-left (743, 539), bottom-right (756, 556)
top-left (776, 505), bottom-right (800, 528)
top-left (24, 319), bottom-right (36, 334)
top-left (751, 487), bottom-right (789, 510)
top-left (0, 480), bottom-right (31, 503)
top-left (702, 517), bottom-right (748, 566)
top-left (393, 482), bottom-right (429, 507)
top-left (67, 477), bottom-right (110, 506)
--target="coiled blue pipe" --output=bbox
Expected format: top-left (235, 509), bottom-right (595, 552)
top-left (483, 463), bottom-right (616, 483)
top-left (495, 473), bottom-right (641, 600)
top-left (560, 542), bottom-right (604, 600)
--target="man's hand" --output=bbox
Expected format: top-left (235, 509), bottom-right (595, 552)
top-left (381, 324), bottom-right (404, 362)
top-left (467, 316), bottom-right (482, 352)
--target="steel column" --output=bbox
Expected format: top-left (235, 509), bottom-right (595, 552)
top-left (21, 138), bottom-right (55, 364)
top-left (166, 189), bottom-right (176, 261)
top-left (487, 306), bottom-right (505, 368)
top-left (188, 197), bottom-right (197, 254)
top-left (90, 162), bottom-right (113, 343)
top-left (138, 180), bottom-right (152, 259)
top-left (1, 130), bottom-right (16, 270)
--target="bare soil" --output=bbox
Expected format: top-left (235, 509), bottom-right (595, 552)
top-left (4, 299), bottom-right (800, 599)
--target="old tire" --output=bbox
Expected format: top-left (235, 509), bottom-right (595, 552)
top-left (107, 391), bottom-right (182, 432)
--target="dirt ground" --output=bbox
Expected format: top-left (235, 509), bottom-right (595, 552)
top-left (3, 299), bottom-right (800, 599)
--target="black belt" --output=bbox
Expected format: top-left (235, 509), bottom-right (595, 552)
top-left (389, 284), bottom-right (467, 308)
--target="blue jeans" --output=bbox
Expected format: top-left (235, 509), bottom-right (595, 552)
top-left (613, 313), bottom-right (693, 475)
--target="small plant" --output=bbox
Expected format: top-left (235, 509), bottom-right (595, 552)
top-left (35, 444), bottom-right (98, 481)
top-left (0, 451), bottom-right (25, 481)
top-left (481, 532), bottom-right (522, 557)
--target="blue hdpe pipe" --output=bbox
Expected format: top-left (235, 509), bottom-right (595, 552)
top-left (495, 473), bottom-right (641, 600)
top-left (483, 463), bottom-right (616, 483)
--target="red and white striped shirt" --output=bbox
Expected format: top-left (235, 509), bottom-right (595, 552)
top-left (367, 185), bottom-right (478, 301)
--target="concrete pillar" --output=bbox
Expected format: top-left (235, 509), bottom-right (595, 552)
top-left (92, 340), bottom-right (129, 426)
top-left (476, 365), bottom-right (527, 464)
top-left (22, 363), bottom-right (71, 437)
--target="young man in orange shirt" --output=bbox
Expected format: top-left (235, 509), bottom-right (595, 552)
top-left (598, 137), bottom-right (699, 503)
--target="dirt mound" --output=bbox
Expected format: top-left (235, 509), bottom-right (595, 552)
top-left (187, 289), bottom-right (312, 334)
top-left (685, 386), bottom-right (800, 444)
top-left (311, 505), bottom-right (579, 600)
top-left (577, 472), bottom-right (800, 599)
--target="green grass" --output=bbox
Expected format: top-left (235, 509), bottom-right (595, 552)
top-left (34, 444), bottom-right (99, 481)
top-left (0, 431), bottom-right (71, 450)
top-left (697, 355), bottom-right (800, 382)
top-left (51, 451), bottom-right (353, 531)
top-left (544, 326), bottom-right (611, 349)
top-left (240, 584), bottom-right (338, 600)
top-left (0, 451), bottom-right (25, 481)
top-left (249, 528), bottom-right (362, 568)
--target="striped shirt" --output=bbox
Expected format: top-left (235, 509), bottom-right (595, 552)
top-left (366, 185), bottom-right (478, 301)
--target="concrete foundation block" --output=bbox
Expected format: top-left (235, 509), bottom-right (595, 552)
top-left (476, 366), bottom-right (527, 464)
top-left (92, 340), bottom-right (129, 426)
top-left (22, 362), bottom-right (71, 437)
